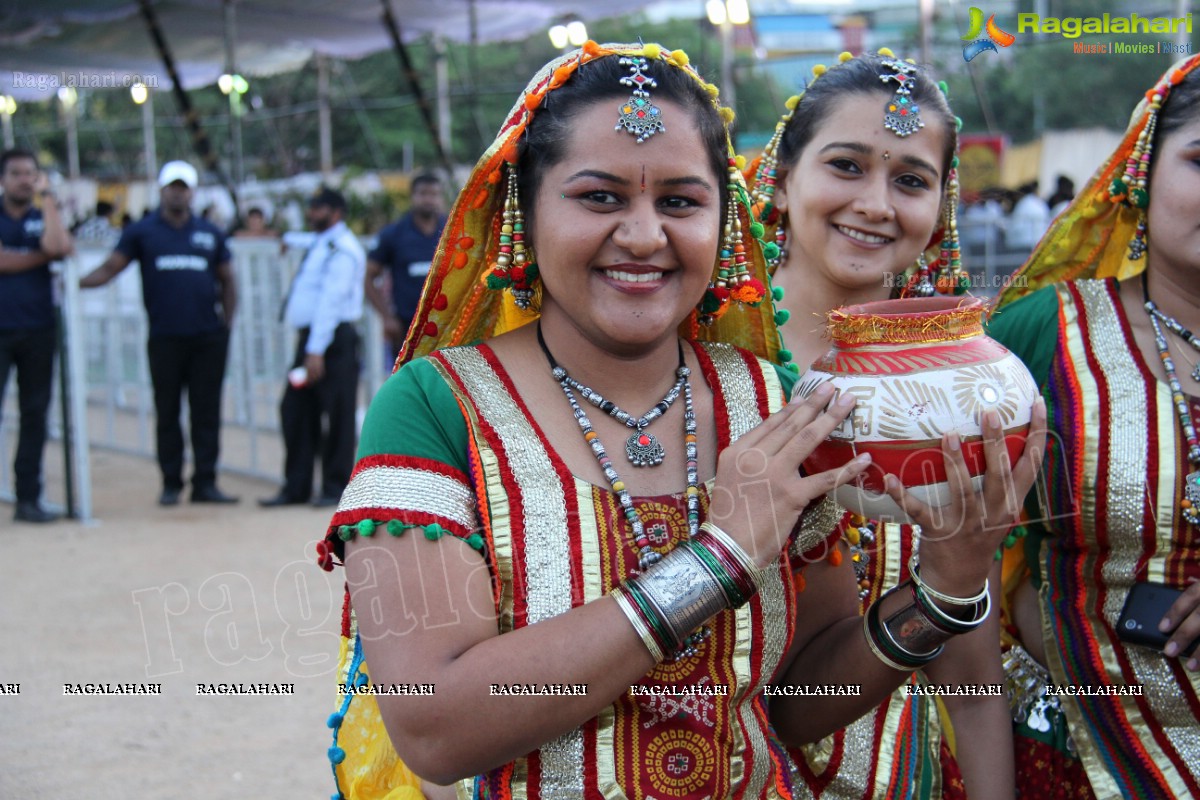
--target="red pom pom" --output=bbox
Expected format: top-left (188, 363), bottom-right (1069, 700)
top-left (423, 321), bottom-right (439, 337)
top-left (315, 540), bottom-right (329, 557)
top-left (712, 286), bottom-right (730, 302)
top-left (433, 294), bottom-right (448, 311)
top-left (510, 266), bottom-right (526, 284)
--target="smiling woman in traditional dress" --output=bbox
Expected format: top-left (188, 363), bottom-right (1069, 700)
top-left (315, 42), bottom-right (1046, 800)
top-left (749, 50), bottom-right (1016, 800)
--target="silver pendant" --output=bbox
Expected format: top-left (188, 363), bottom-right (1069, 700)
top-left (626, 430), bottom-right (665, 467)
top-left (1184, 471), bottom-right (1200, 526)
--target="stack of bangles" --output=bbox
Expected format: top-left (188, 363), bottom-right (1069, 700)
top-left (863, 555), bottom-right (992, 671)
top-left (611, 522), bottom-right (762, 662)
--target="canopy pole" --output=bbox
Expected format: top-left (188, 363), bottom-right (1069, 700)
top-left (317, 53), bottom-right (333, 178)
top-left (137, 0), bottom-right (238, 209)
top-left (379, 0), bottom-right (456, 186)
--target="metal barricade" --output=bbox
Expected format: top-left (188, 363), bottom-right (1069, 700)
top-left (2, 239), bottom-right (385, 520)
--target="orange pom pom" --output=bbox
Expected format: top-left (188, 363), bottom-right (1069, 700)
top-left (551, 66), bottom-right (574, 88)
top-left (486, 169), bottom-right (502, 184)
top-left (472, 189), bottom-right (488, 209)
top-left (501, 143), bottom-right (519, 165)
top-left (452, 252), bottom-right (468, 269)
top-left (827, 548), bottom-right (843, 567)
top-left (458, 236), bottom-right (475, 250)
top-left (524, 91), bottom-right (542, 111)
top-left (582, 40), bottom-right (604, 57)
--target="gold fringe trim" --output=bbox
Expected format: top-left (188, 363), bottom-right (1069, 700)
top-left (828, 304), bottom-right (983, 346)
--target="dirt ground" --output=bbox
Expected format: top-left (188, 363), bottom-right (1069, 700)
top-left (0, 445), bottom-right (345, 798)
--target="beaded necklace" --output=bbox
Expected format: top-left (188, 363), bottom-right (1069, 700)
top-left (536, 323), bottom-right (701, 570)
top-left (1143, 273), bottom-right (1200, 526)
top-left (552, 345), bottom-right (687, 468)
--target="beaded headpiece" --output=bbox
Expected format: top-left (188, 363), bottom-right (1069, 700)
top-left (395, 41), bottom-right (785, 369)
top-left (997, 54), bottom-right (1200, 307)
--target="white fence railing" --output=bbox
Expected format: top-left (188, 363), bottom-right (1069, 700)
top-left (0, 239), bottom-right (386, 520)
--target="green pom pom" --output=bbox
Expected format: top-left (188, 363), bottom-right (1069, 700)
top-left (1110, 176), bottom-right (1128, 197)
top-left (777, 349), bottom-right (792, 363)
top-left (423, 523), bottom-right (443, 541)
top-left (465, 533), bottom-right (485, 551)
top-left (758, 202), bottom-right (774, 223)
top-left (337, 525), bottom-right (355, 542)
top-left (700, 292), bottom-right (722, 313)
top-left (485, 274), bottom-right (511, 290)
top-left (774, 309), bottom-right (791, 325)
top-left (938, 80), bottom-right (949, 97)
top-left (525, 262), bottom-right (540, 281)
top-left (387, 519), bottom-right (404, 536)
top-left (771, 285), bottom-right (784, 301)
top-left (357, 519), bottom-right (376, 537)
top-left (763, 242), bottom-right (781, 261)
top-left (787, 362), bottom-right (801, 373)
top-left (994, 548), bottom-right (1003, 561)
top-left (749, 221), bottom-right (765, 239)
top-left (954, 116), bottom-right (963, 132)
top-left (951, 156), bottom-right (960, 169)
top-left (1004, 533), bottom-right (1018, 549)
top-left (1129, 187), bottom-right (1149, 209)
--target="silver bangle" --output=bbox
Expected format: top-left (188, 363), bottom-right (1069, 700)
top-left (863, 611), bottom-right (918, 671)
top-left (908, 553), bottom-right (989, 607)
top-left (632, 546), bottom-right (729, 645)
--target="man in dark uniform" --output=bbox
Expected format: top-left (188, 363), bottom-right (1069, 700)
top-left (364, 172), bottom-right (446, 360)
top-left (80, 161), bottom-right (239, 506)
top-left (0, 149), bottom-right (73, 523)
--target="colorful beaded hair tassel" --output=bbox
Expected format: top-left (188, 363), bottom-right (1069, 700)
top-left (699, 155), bottom-right (768, 325)
top-left (484, 165), bottom-right (539, 309)
top-left (1109, 90), bottom-right (1160, 260)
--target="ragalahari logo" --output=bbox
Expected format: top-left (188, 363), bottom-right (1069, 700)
top-left (962, 7), bottom-right (1016, 61)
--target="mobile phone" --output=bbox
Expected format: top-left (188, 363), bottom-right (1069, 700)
top-left (1116, 582), bottom-right (1199, 657)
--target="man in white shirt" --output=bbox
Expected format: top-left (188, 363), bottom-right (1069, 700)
top-left (1005, 181), bottom-right (1051, 250)
top-left (261, 187), bottom-right (365, 508)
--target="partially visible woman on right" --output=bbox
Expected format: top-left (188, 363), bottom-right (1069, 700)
top-left (988, 54), bottom-right (1200, 799)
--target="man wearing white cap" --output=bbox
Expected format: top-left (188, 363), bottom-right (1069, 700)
top-left (81, 160), bottom-right (239, 506)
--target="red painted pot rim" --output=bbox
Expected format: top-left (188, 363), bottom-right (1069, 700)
top-left (827, 296), bottom-right (986, 347)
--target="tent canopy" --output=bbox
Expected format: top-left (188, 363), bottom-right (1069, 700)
top-left (0, 1), bottom-right (653, 99)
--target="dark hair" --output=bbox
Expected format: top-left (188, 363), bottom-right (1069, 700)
top-left (247, 206), bottom-right (265, 218)
top-left (776, 54), bottom-right (957, 187)
top-left (517, 53), bottom-right (728, 234)
top-left (0, 148), bottom-right (38, 175)
top-left (411, 171), bottom-right (442, 191)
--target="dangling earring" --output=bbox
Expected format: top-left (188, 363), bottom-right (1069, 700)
top-left (699, 158), bottom-right (768, 325)
top-left (485, 165), bottom-right (540, 310)
top-left (1128, 213), bottom-right (1148, 260)
top-left (768, 222), bottom-right (787, 273)
top-left (906, 252), bottom-right (936, 297)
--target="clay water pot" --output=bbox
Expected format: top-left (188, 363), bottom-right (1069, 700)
top-left (796, 296), bottom-right (1037, 521)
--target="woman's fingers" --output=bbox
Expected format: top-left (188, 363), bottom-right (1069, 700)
top-left (1161, 581), bottom-right (1200, 669)
top-left (775, 390), bottom-right (858, 465)
top-left (737, 381), bottom-right (837, 457)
